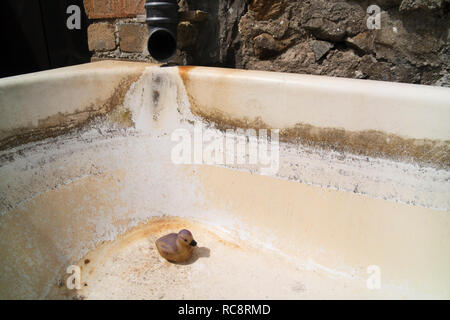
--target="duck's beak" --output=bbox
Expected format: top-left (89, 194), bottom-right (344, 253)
top-left (189, 240), bottom-right (197, 247)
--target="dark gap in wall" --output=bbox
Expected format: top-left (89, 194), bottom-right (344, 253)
top-left (39, 0), bottom-right (91, 69)
top-left (37, 0), bottom-right (52, 70)
top-left (340, 42), bottom-right (366, 58)
top-left (1, 0), bottom-right (91, 78)
top-left (0, 0), bottom-right (50, 77)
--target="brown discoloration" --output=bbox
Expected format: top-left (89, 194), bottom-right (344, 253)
top-left (281, 124), bottom-right (450, 169)
top-left (185, 102), bottom-right (450, 169)
top-left (178, 66), bottom-right (196, 85)
top-left (0, 73), bottom-right (142, 151)
top-left (176, 66), bottom-right (449, 168)
top-left (217, 238), bottom-right (241, 250)
top-left (108, 107), bottom-right (134, 128)
top-left (191, 107), bottom-right (270, 132)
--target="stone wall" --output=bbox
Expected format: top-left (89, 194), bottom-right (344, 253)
top-left (237, 0), bottom-right (449, 86)
top-left (84, 0), bottom-right (449, 86)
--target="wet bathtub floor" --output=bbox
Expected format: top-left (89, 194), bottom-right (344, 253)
top-left (60, 218), bottom-right (389, 299)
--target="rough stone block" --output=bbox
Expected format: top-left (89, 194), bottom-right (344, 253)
top-left (119, 23), bottom-right (148, 53)
top-left (84, 0), bottom-right (145, 19)
top-left (178, 22), bottom-right (198, 49)
top-left (250, 0), bottom-right (284, 21)
top-left (87, 22), bottom-right (116, 51)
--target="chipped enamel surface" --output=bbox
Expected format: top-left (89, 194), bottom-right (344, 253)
top-left (0, 61), bottom-right (449, 299)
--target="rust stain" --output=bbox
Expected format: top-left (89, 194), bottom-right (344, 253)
top-left (178, 65), bottom-right (196, 85)
top-left (84, 216), bottom-right (241, 263)
top-left (217, 238), bottom-right (241, 250)
top-left (44, 216), bottom-right (249, 299)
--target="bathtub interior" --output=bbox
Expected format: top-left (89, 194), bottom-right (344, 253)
top-left (0, 61), bottom-right (449, 299)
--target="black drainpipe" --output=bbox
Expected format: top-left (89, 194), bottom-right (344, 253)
top-left (145, 0), bottom-right (179, 62)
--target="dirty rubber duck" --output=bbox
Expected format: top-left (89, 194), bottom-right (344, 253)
top-left (155, 229), bottom-right (197, 263)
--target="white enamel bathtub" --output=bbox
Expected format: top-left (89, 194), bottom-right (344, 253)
top-left (0, 61), bottom-right (449, 299)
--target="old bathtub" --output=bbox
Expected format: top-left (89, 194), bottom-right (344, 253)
top-left (0, 61), bottom-right (449, 299)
